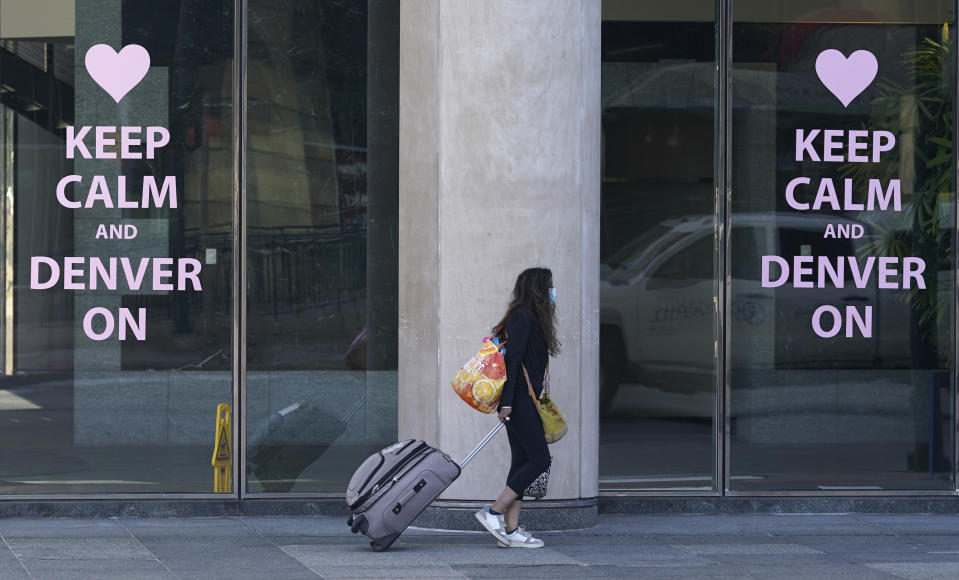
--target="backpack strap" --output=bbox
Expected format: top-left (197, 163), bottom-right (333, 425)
top-left (522, 365), bottom-right (538, 401)
top-left (509, 329), bottom-right (551, 399)
top-left (543, 362), bottom-right (550, 396)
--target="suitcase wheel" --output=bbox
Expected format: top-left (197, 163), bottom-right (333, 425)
top-left (347, 514), bottom-right (354, 527)
top-left (370, 532), bottom-right (400, 552)
top-left (350, 514), bottom-right (366, 534)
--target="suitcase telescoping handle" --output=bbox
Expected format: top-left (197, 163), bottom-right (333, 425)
top-left (459, 417), bottom-right (509, 469)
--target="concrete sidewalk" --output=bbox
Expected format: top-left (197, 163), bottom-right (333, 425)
top-left (1, 514), bottom-right (959, 579)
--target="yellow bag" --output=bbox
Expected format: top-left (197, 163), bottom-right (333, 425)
top-left (451, 339), bottom-right (507, 414)
top-left (523, 365), bottom-right (567, 444)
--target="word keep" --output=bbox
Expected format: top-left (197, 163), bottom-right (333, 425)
top-left (795, 129), bottom-right (896, 163)
top-left (67, 126), bottom-right (170, 159)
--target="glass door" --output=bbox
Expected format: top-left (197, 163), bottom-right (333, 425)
top-left (728, 0), bottom-right (956, 493)
top-left (600, 0), bottom-right (720, 492)
top-left (242, 0), bottom-right (399, 494)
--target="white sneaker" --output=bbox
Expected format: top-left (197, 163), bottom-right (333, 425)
top-left (496, 526), bottom-right (544, 548)
top-left (474, 506), bottom-right (510, 545)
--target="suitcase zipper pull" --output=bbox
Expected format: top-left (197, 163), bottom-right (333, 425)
top-left (372, 475), bottom-right (399, 496)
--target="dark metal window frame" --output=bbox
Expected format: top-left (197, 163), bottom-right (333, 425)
top-left (600, 0), bottom-right (959, 498)
top-left (2, 0), bottom-right (954, 503)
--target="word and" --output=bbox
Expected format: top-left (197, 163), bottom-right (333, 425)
top-left (96, 224), bottom-right (138, 239)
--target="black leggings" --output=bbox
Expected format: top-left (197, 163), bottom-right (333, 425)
top-left (505, 387), bottom-right (551, 495)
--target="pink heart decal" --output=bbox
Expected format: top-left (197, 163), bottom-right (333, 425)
top-left (84, 44), bottom-right (150, 103)
top-left (815, 49), bottom-right (878, 108)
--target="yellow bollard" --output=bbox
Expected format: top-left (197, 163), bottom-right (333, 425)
top-left (212, 403), bottom-right (232, 493)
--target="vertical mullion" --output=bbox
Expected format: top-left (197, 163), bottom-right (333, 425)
top-left (4, 111), bottom-right (13, 377)
top-left (0, 110), bottom-right (11, 376)
top-left (718, 0), bottom-right (732, 496)
top-left (233, 0), bottom-right (248, 500)
top-left (713, 0), bottom-right (723, 496)
top-left (953, 1), bottom-right (959, 495)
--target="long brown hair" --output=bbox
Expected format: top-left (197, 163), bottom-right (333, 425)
top-left (493, 267), bottom-right (561, 356)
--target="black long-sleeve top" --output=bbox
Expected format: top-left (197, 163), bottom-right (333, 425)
top-left (498, 307), bottom-right (549, 410)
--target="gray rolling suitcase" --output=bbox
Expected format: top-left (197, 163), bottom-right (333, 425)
top-left (346, 420), bottom-right (506, 551)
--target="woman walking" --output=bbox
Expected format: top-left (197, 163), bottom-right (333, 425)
top-left (475, 267), bottom-right (560, 548)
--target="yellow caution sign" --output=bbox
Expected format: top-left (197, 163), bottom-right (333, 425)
top-left (212, 403), bottom-right (232, 493)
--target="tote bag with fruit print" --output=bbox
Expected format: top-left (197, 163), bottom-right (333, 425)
top-left (451, 337), bottom-right (507, 414)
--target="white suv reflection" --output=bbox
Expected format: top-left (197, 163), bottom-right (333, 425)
top-left (599, 212), bottom-right (914, 416)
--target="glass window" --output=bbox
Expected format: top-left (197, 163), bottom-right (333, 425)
top-left (0, 0), bottom-right (234, 493)
top-left (600, 0), bottom-right (718, 492)
top-left (730, 1), bottom-right (955, 491)
top-left (651, 235), bottom-right (715, 283)
top-left (244, 0), bottom-right (399, 493)
top-left (731, 226), bottom-right (767, 280)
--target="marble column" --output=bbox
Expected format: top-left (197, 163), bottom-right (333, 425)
top-left (399, 0), bottom-right (600, 529)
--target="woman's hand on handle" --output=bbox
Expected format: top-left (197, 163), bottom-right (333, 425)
top-left (498, 406), bottom-right (512, 421)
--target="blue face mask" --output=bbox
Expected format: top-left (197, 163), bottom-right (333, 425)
top-left (549, 287), bottom-right (556, 304)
